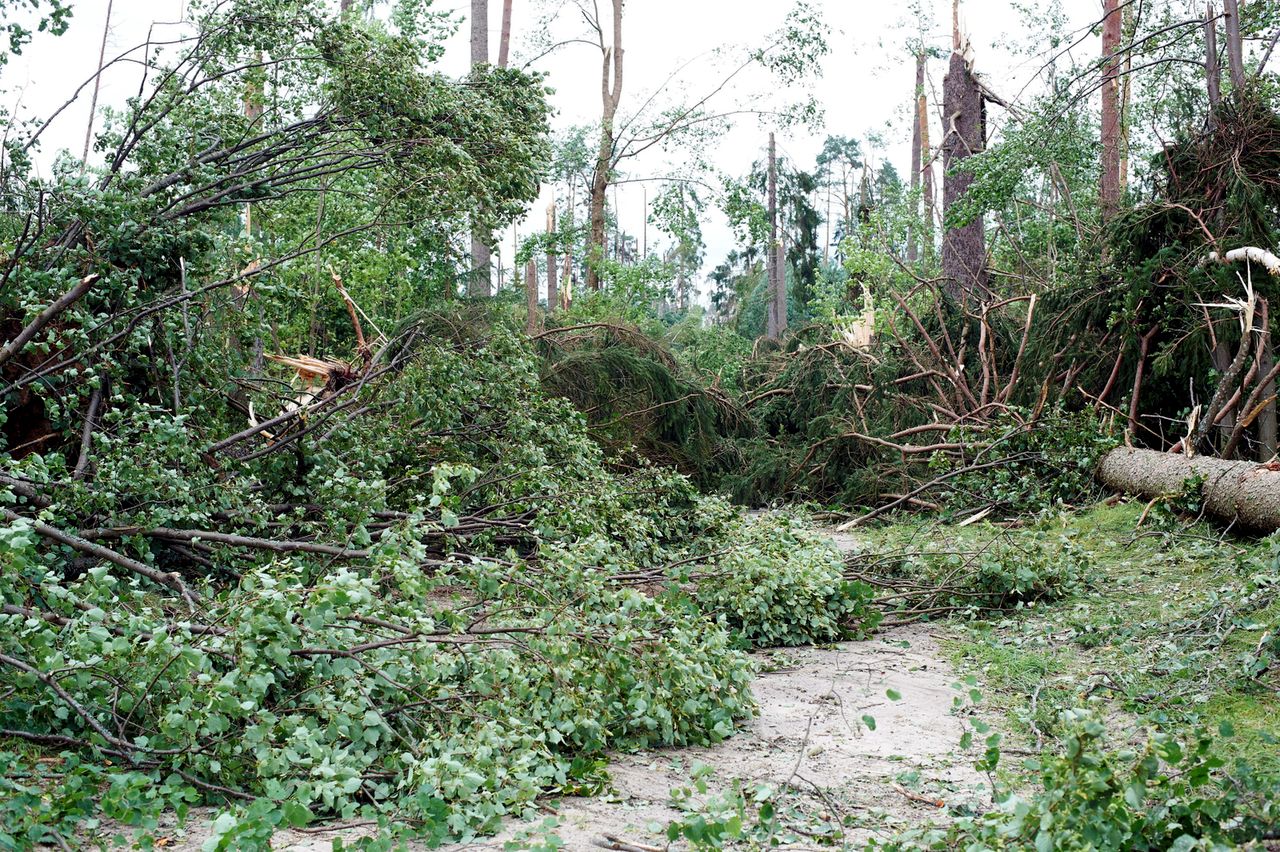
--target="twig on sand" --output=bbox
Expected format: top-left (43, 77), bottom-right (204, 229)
top-left (593, 835), bottom-right (664, 852)
top-left (892, 784), bottom-right (945, 808)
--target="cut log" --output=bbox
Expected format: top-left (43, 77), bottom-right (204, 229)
top-left (1098, 447), bottom-right (1280, 531)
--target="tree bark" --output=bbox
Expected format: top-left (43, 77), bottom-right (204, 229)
top-left (1259, 299), bottom-right (1277, 460)
top-left (525, 259), bottom-right (539, 336)
top-left (1100, 0), bottom-right (1123, 217)
top-left (1224, 0), bottom-right (1245, 91)
top-left (587, 0), bottom-right (624, 292)
top-left (920, 79), bottom-right (935, 259)
top-left (941, 31), bottom-right (987, 305)
top-left (766, 132), bottom-right (780, 340)
top-left (545, 202), bottom-right (558, 316)
top-left (908, 50), bottom-right (925, 263)
top-left (498, 0), bottom-right (513, 68)
top-left (1098, 447), bottom-right (1280, 531)
top-left (775, 234), bottom-right (788, 338)
top-left (469, 0), bottom-right (492, 297)
top-left (1205, 3), bottom-right (1222, 116)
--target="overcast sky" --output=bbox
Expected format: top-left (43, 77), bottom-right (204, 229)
top-left (5, 0), bottom-right (1103, 294)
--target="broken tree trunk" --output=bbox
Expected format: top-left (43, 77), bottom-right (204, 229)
top-left (1098, 447), bottom-right (1280, 531)
top-left (941, 20), bottom-right (988, 306)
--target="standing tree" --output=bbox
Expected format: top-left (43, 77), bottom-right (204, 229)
top-left (587, 0), bottom-right (624, 291)
top-left (546, 202), bottom-right (559, 314)
top-left (1100, 0), bottom-right (1123, 217)
top-left (767, 132), bottom-right (781, 339)
top-left (470, 0), bottom-right (493, 296)
top-left (498, 0), bottom-right (514, 68)
top-left (535, 1), bottom-right (827, 293)
top-left (908, 48), bottom-right (926, 262)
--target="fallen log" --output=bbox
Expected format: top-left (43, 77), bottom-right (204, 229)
top-left (1098, 447), bottom-right (1280, 531)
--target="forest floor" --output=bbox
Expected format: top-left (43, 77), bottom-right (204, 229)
top-left (99, 502), bottom-right (1280, 850)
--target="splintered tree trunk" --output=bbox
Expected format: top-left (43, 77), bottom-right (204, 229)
top-left (766, 132), bottom-right (780, 340)
top-left (941, 44), bottom-right (987, 305)
top-left (469, 0), bottom-right (492, 297)
top-left (545, 203), bottom-right (558, 315)
top-left (525, 259), bottom-right (538, 336)
top-left (1100, 0), bottom-right (1123, 217)
top-left (587, 0), bottom-right (624, 292)
top-left (498, 0), bottom-right (513, 68)
top-left (1099, 448), bottom-right (1280, 531)
top-left (908, 50), bottom-right (925, 263)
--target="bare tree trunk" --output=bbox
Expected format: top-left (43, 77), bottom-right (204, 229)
top-left (82, 0), bottom-right (114, 168)
top-left (340, 0), bottom-right (354, 12)
top-left (469, 0), bottom-right (492, 297)
top-left (545, 202), bottom-right (558, 315)
top-left (525, 259), bottom-right (539, 336)
top-left (1206, 2), bottom-right (1222, 116)
top-left (1100, 0), bottom-right (1123, 217)
top-left (1224, 0), bottom-right (1245, 91)
top-left (919, 72), bottom-right (936, 260)
top-left (498, 0), bottom-right (513, 68)
top-left (587, 0), bottom-right (624, 292)
top-left (907, 49), bottom-right (925, 263)
top-left (766, 132), bottom-right (780, 340)
top-left (941, 13), bottom-right (987, 305)
top-left (775, 232), bottom-right (788, 338)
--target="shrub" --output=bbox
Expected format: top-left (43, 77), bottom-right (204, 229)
top-left (689, 510), bottom-right (882, 646)
top-left (878, 710), bottom-right (1280, 851)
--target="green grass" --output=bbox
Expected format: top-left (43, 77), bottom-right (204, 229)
top-left (865, 500), bottom-right (1280, 762)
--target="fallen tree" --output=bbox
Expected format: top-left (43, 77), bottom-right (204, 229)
top-left (1098, 447), bottom-right (1280, 531)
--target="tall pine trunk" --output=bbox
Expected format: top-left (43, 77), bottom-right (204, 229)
top-left (1100, 0), bottom-right (1123, 217)
top-left (766, 133), bottom-right (780, 340)
top-left (469, 0), bottom-right (492, 297)
top-left (940, 9), bottom-right (987, 305)
top-left (907, 49), bottom-right (925, 263)
top-left (919, 76), bottom-right (936, 259)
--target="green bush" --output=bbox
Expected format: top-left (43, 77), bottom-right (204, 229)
top-left (689, 509), bottom-right (881, 646)
top-left (879, 710), bottom-right (1280, 851)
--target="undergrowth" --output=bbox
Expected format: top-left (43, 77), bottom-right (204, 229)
top-left (0, 307), bottom-right (868, 849)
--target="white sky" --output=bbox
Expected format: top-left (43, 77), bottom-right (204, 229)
top-left (5, 0), bottom-right (1104, 293)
